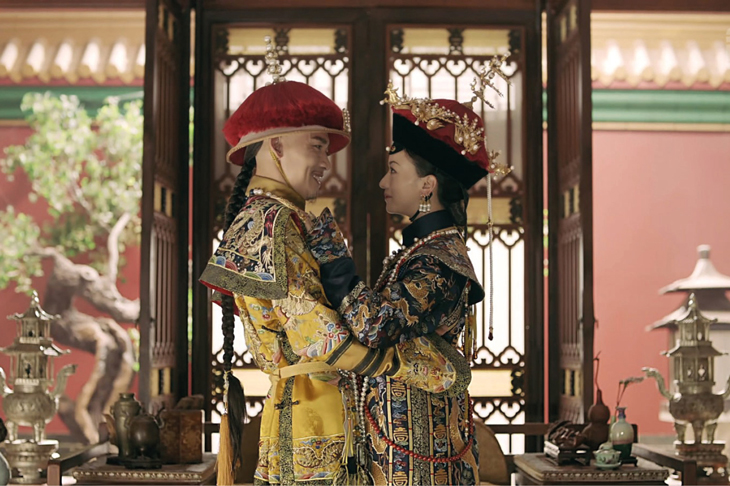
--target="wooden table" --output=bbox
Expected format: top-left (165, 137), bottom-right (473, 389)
top-left (70, 453), bottom-right (216, 485)
top-left (633, 442), bottom-right (730, 485)
top-left (514, 453), bottom-right (670, 485)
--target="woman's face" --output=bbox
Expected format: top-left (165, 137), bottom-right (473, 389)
top-left (379, 150), bottom-right (427, 217)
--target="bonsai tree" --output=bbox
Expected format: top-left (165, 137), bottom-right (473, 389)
top-left (0, 93), bottom-right (141, 444)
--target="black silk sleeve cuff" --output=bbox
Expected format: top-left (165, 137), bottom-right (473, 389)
top-left (319, 257), bottom-right (362, 308)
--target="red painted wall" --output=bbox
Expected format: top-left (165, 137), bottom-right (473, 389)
top-left (0, 125), bottom-right (140, 437)
top-left (593, 130), bottom-right (730, 436)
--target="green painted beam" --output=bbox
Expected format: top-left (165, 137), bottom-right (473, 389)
top-left (2, 86), bottom-right (729, 125)
top-left (541, 89), bottom-right (730, 124)
top-left (0, 86), bottom-right (144, 120)
top-left (592, 90), bottom-right (730, 124)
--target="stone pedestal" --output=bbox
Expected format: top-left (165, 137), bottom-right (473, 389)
top-left (0, 440), bottom-right (58, 484)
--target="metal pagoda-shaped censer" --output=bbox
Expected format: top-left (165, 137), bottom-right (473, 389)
top-left (644, 292), bottom-right (730, 484)
top-left (0, 291), bottom-right (76, 484)
top-left (649, 245), bottom-right (730, 394)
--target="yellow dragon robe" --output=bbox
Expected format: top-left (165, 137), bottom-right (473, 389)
top-left (200, 176), bottom-right (471, 485)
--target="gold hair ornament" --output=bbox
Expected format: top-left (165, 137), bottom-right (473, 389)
top-left (466, 51), bottom-right (511, 110)
top-left (342, 107), bottom-right (351, 134)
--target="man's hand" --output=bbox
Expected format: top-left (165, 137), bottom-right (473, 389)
top-left (303, 211), bottom-right (316, 232)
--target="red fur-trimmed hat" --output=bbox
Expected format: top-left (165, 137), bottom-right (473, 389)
top-left (223, 80), bottom-right (351, 166)
top-left (223, 38), bottom-right (350, 165)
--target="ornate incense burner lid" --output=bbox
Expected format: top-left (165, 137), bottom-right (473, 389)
top-left (650, 245), bottom-right (730, 331)
top-left (661, 245), bottom-right (730, 293)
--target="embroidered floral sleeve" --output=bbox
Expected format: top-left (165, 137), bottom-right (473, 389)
top-left (338, 255), bottom-right (465, 349)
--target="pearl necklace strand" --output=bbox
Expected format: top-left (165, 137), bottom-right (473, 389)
top-left (374, 227), bottom-right (461, 290)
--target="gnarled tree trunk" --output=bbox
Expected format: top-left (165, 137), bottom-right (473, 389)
top-left (34, 215), bottom-right (139, 444)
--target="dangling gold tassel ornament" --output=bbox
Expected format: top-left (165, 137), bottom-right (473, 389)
top-left (487, 173), bottom-right (494, 341)
top-left (217, 371), bottom-right (235, 486)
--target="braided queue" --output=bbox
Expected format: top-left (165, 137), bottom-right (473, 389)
top-left (221, 156), bottom-right (257, 476)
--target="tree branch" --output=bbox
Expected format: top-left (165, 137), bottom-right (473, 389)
top-left (107, 212), bottom-right (131, 283)
top-left (68, 178), bottom-right (111, 232)
top-left (29, 245), bottom-right (140, 324)
top-left (27, 246), bottom-right (63, 260)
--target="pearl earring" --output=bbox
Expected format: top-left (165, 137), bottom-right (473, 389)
top-left (419, 193), bottom-right (432, 213)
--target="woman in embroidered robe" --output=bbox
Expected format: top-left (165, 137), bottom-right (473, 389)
top-left (307, 89), bottom-right (506, 486)
top-left (200, 75), bottom-right (472, 485)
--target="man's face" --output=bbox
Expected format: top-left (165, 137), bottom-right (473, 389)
top-left (278, 132), bottom-right (331, 201)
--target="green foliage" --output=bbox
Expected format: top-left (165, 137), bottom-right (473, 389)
top-left (0, 207), bottom-right (43, 293)
top-left (0, 93), bottom-right (143, 293)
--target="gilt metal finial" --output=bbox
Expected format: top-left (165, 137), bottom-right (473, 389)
top-left (264, 35), bottom-right (285, 85)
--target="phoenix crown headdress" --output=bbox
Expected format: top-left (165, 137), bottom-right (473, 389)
top-left (380, 51), bottom-right (512, 175)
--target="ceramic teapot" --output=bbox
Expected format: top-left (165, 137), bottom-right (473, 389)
top-left (594, 442), bottom-right (621, 468)
top-left (128, 410), bottom-right (164, 459)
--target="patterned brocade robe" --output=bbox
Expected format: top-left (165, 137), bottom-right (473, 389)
top-left (309, 210), bottom-right (483, 486)
top-left (200, 177), bottom-right (471, 485)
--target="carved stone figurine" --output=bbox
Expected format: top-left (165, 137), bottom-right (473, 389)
top-left (547, 421), bottom-right (587, 451)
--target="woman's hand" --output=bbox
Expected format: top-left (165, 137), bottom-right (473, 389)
top-left (434, 325), bottom-right (450, 336)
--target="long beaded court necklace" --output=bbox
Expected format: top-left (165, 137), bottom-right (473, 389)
top-left (373, 226), bottom-right (462, 291)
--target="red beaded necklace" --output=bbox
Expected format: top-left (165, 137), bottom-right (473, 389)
top-left (364, 395), bottom-right (475, 464)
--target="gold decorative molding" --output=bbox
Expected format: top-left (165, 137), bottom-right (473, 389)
top-left (542, 12), bottom-right (730, 89)
top-left (0, 11), bottom-right (146, 84)
top-left (1, 10), bottom-right (729, 89)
